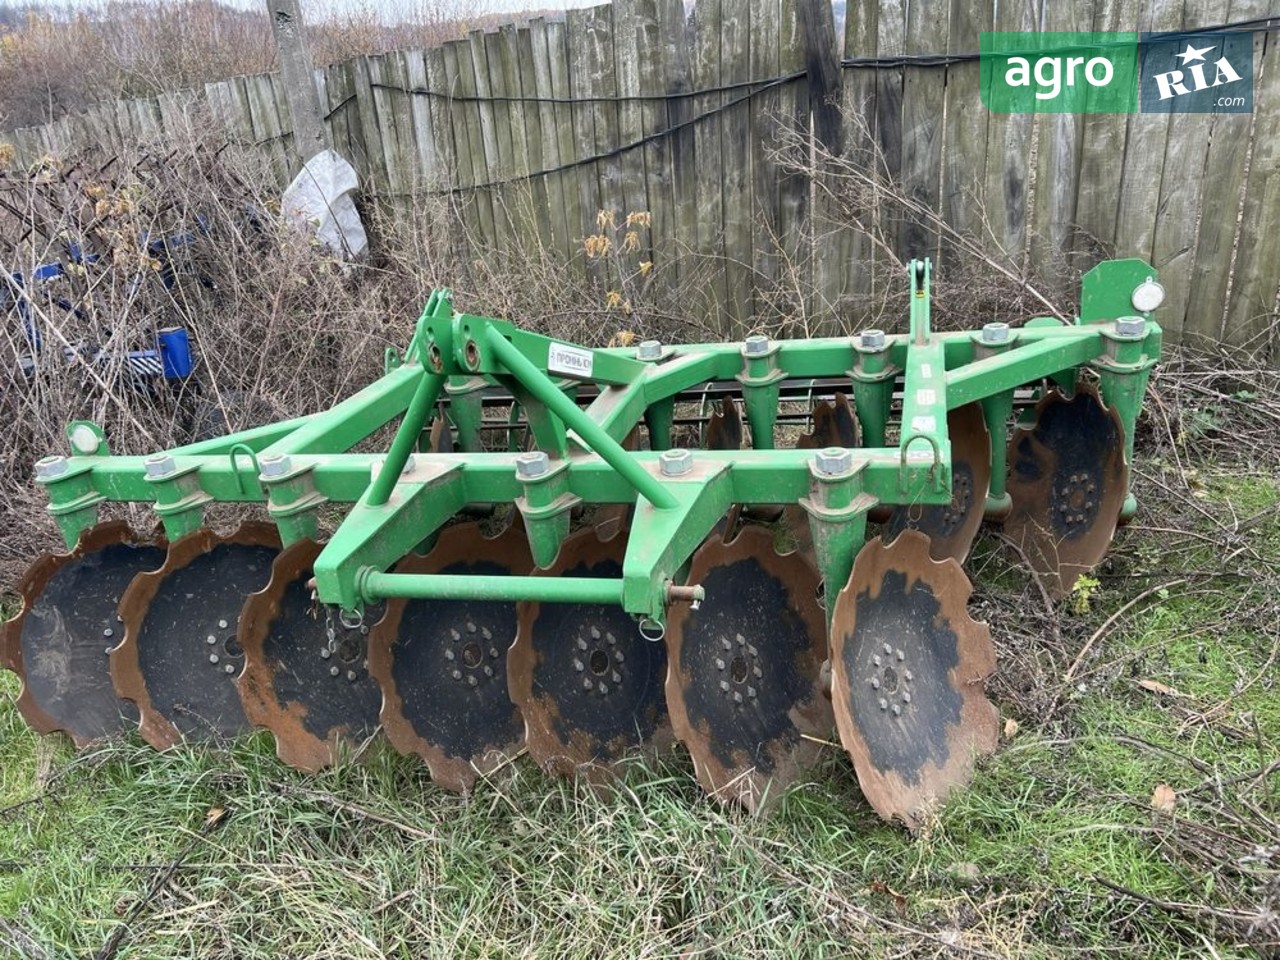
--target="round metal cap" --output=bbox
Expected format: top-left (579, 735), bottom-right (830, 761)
top-left (69, 424), bottom-right (100, 455)
top-left (636, 340), bottom-right (663, 361)
top-left (1131, 278), bottom-right (1165, 313)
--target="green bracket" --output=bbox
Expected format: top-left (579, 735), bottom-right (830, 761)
top-left (38, 457), bottom-right (105, 550)
top-left (970, 324), bottom-right (1018, 517)
top-left (259, 455), bottom-right (328, 546)
top-left (736, 336), bottom-right (785, 449)
top-left (800, 452), bottom-right (875, 627)
top-left (1096, 318), bottom-right (1161, 521)
top-left (515, 453), bottom-right (580, 568)
top-left (144, 455), bottom-right (212, 541)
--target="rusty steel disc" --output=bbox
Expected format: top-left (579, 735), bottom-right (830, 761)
top-left (704, 397), bottom-right (744, 451)
top-left (664, 525), bottom-right (831, 813)
top-left (797, 393), bottom-right (860, 449)
top-left (829, 530), bottom-right (999, 831)
top-left (0, 522), bottom-right (166, 746)
top-left (366, 522), bottom-right (531, 793)
top-left (885, 403), bottom-right (991, 563)
top-left (235, 539), bottom-right (383, 772)
top-left (509, 528), bottom-right (672, 782)
top-left (112, 524), bottom-right (280, 749)
top-left (1004, 382), bottom-right (1128, 598)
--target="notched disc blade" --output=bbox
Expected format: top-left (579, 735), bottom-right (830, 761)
top-left (797, 393), bottom-right (860, 450)
top-left (1, 522), bottom-right (165, 746)
top-left (665, 526), bottom-right (831, 813)
top-left (113, 524), bottom-right (280, 748)
top-left (510, 529), bottom-right (672, 782)
top-left (1004, 382), bottom-right (1128, 598)
top-left (886, 403), bottom-right (991, 563)
top-left (366, 523), bottom-right (532, 793)
top-left (830, 530), bottom-right (998, 831)
top-left (704, 397), bottom-right (744, 451)
top-left (236, 539), bottom-right (383, 772)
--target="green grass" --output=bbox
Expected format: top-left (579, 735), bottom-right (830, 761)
top-left (2, 466), bottom-right (1277, 959)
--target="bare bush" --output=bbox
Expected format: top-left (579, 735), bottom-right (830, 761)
top-left (0, 0), bottom-right (518, 130)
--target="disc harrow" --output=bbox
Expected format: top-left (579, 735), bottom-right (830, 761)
top-left (6, 260), bottom-right (1163, 828)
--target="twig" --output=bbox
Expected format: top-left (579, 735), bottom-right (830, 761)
top-left (263, 780), bottom-right (440, 843)
top-left (1063, 578), bottom-right (1189, 683)
top-left (94, 809), bottom-right (228, 960)
top-left (0, 916), bottom-right (54, 960)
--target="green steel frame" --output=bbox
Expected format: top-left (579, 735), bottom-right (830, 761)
top-left (34, 259), bottom-right (1162, 627)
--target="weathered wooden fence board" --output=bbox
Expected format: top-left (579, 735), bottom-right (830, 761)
top-left (4, 0), bottom-right (1279, 353)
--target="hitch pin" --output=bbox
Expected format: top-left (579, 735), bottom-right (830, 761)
top-left (666, 583), bottom-right (705, 611)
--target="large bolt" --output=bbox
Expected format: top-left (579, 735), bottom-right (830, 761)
top-left (742, 334), bottom-right (770, 357)
top-left (35, 456), bottom-right (68, 480)
top-left (144, 453), bottom-right (176, 479)
top-left (859, 329), bottom-right (886, 350)
top-left (515, 450), bottom-right (550, 479)
top-left (814, 447), bottom-right (853, 477)
top-left (981, 322), bottom-right (1011, 344)
top-left (259, 453), bottom-right (292, 478)
top-left (636, 339), bottom-right (663, 361)
top-left (1116, 316), bottom-right (1146, 337)
top-left (659, 448), bottom-right (693, 477)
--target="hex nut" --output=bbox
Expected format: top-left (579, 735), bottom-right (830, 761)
top-left (636, 340), bottom-right (663, 361)
top-left (742, 334), bottom-right (770, 357)
top-left (35, 456), bottom-right (68, 480)
top-left (982, 322), bottom-right (1011, 344)
top-left (859, 329), bottom-right (886, 350)
top-left (144, 453), bottom-right (176, 479)
top-left (814, 446), bottom-right (853, 477)
top-left (659, 448), bottom-right (694, 477)
top-left (1115, 316), bottom-right (1146, 337)
top-left (516, 450), bottom-right (550, 479)
top-left (259, 453), bottom-right (292, 478)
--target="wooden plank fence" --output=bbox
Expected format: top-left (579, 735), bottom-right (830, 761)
top-left (2, 0), bottom-right (1279, 351)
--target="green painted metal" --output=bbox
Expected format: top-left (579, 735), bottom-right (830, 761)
top-left (36, 258), bottom-right (1161, 625)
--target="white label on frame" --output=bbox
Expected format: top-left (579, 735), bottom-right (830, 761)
top-left (547, 342), bottom-right (595, 377)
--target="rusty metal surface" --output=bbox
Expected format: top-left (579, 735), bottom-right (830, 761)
top-left (829, 530), bottom-right (998, 831)
top-left (1, 522), bottom-right (165, 746)
top-left (886, 402), bottom-right (991, 563)
top-left (703, 397), bottom-right (744, 451)
top-left (664, 526), bottom-right (831, 813)
top-left (509, 528), bottom-right (672, 783)
top-left (366, 522), bottom-right (531, 793)
top-left (112, 524), bottom-right (280, 749)
top-left (236, 539), bottom-right (383, 772)
top-left (797, 393), bottom-right (860, 449)
top-left (1004, 382), bottom-right (1128, 598)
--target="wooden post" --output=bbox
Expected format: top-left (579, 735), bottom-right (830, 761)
top-left (266, 0), bottom-right (329, 163)
top-left (797, 0), bottom-right (841, 156)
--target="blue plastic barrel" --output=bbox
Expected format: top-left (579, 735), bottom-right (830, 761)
top-left (156, 326), bottom-right (194, 378)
